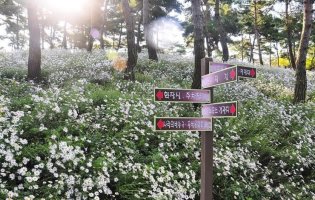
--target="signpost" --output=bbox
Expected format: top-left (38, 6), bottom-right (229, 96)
top-left (154, 117), bottom-right (212, 131)
top-left (201, 66), bottom-right (238, 88)
top-left (202, 101), bottom-right (238, 118)
top-left (154, 88), bottom-right (211, 103)
top-left (153, 58), bottom-right (257, 200)
top-left (200, 58), bottom-right (213, 200)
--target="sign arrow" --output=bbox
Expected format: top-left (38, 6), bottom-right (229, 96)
top-left (230, 68), bottom-right (236, 80)
top-left (250, 68), bottom-right (256, 77)
top-left (157, 119), bottom-right (165, 129)
top-left (230, 103), bottom-right (236, 115)
top-left (156, 90), bottom-right (164, 100)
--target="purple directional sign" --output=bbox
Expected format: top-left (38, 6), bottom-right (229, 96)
top-left (209, 62), bottom-right (236, 73)
top-left (201, 101), bottom-right (238, 118)
top-left (154, 117), bottom-right (212, 131)
top-left (154, 88), bottom-right (211, 103)
top-left (209, 62), bottom-right (257, 79)
top-left (201, 66), bottom-right (238, 89)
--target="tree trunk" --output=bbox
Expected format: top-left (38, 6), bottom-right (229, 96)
top-left (87, 2), bottom-right (93, 52)
top-left (136, 10), bottom-right (142, 53)
top-left (204, 0), bottom-right (213, 58)
top-left (87, 36), bottom-right (94, 52)
top-left (293, 0), bottom-right (313, 103)
top-left (79, 26), bottom-right (87, 49)
top-left (191, 0), bottom-right (205, 89)
top-left (27, 1), bottom-right (41, 81)
top-left (41, 25), bottom-right (45, 49)
top-left (274, 42), bottom-right (280, 67)
top-left (49, 26), bottom-right (55, 49)
top-left (87, 0), bottom-right (104, 52)
top-left (62, 22), bottom-right (67, 49)
top-left (215, 0), bottom-right (229, 62)
top-left (253, 0), bottom-right (263, 65)
top-left (249, 34), bottom-right (256, 63)
top-left (143, 0), bottom-right (158, 61)
top-left (122, 0), bottom-right (137, 81)
top-left (269, 40), bottom-right (272, 66)
top-left (99, 26), bottom-right (105, 49)
top-left (16, 15), bottom-right (20, 49)
top-left (87, 2), bottom-right (94, 53)
top-left (293, 39), bottom-right (296, 58)
top-left (205, 37), bottom-right (212, 58)
top-left (112, 33), bottom-right (115, 49)
top-left (241, 32), bottom-right (244, 61)
top-left (117, 22), bottom-right (122, 49)
top-left (100, 0), bottom-right (108, 50)
top-left (285, 0), bottom-right (296, 70)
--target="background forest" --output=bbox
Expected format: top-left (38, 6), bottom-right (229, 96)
top-left (0, 0), bottom-right (314, 70)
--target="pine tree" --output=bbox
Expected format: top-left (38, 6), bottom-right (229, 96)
top-left (293, 0), bottom-right (314, 103)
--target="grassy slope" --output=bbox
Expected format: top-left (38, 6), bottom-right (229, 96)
top-left (0, 50), bottom-right (314, 199)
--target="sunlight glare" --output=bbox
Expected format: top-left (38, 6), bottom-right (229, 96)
top-left (43, 0), bottom-right (86, 13)
top-left (90, 28), bottom-right (101, 40)
top-left (146, 17), bottom-right (184, 50)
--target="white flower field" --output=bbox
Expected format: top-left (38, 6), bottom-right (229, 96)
top-left (0, 50), bottom-right (314, 199)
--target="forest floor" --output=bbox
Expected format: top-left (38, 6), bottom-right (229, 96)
top-left (0, 49), bottom-right (314, 199)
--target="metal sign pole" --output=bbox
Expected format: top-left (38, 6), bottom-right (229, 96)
top-left (200, 58), bottom-right (213, 200)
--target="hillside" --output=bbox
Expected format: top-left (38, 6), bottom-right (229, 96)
top-left (0, 50), bottom-right (314, 199)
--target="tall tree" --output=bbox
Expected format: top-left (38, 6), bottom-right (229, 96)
top-left (293, 0), bottom-right (314, 103)
top-left (253, 0), bottom-right (264, 65)
top-left (285, 0), bottom-right (296, 69)
top-left (136, 9), bottom-right (142, 53)
top-left (100, 0), bottom-right (108, 49)
top-left (143, 0), bottom-right (158, 61)
top-left (191, 0), bottom-right (205, 89)
top-left (27, 0), bottom-right (41, 81)
top-left (62, 22), bottom-right (67, 49)
top-left (122, 0), bottom-right (137, 81)
top-left (250, 35), bottom-right (256, 63)
top-left (203, 0), bottom-right (215, 58)
top-left (87, 0), bottom-right (104, 52)
top-left (215, 0), bottom-right (229, 61)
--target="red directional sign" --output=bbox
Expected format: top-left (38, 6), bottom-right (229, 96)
top-left (201, 101), bottom-right (238, 118)
top-left (201, 66), bottom-right (238, 89)
top-left (154, 117), bottom-right (212, 131)
top-left (237, 66), bottom-right (256, 78)
top-left (154, 88), bottom-right (211, 103)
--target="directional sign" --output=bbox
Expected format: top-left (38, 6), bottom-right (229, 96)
top-left (201, 66), bottom-right (238, 89)
top-left (154, 88), bottom-right (211, 103)
top-left (154, 117), bottom-right (212, 131)
top-left (209, 62), bottom-right (257, 78)
top-left (201, 101), bottom-right (238, 118)
top-left (209, 62), bottom-right (236, 73)
top-left (237, 66), bottom-right (256, 78)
